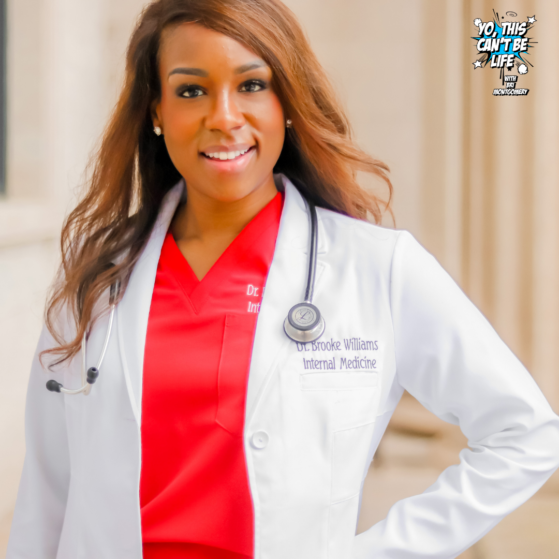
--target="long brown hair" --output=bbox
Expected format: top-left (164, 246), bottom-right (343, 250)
top-left (42, 0), bottom-right (392, 366)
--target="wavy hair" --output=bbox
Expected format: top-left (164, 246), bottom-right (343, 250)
top-left (42, 0), bottom-right (392, 366)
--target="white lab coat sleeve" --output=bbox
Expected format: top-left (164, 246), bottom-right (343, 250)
top-left (7, 323), bottom-right (71, 559)
top-left (353, 230), bottom-right (559, 559)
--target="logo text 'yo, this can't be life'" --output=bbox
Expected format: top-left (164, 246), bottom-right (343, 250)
top-left (471, 10), bottom-right (536, 96)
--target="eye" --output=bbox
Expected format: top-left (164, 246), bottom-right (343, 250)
top-left (240, 79), bottom-right (267, 93)
top-left (177, 85), bottom-right (204, 99)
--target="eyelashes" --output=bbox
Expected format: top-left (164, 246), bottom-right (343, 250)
top-left (176, 85), bottom-right (202, 99)
top-left (176, 79), bottom-right (268, 99)
top-left (241, 79), bottom-right (268, 93)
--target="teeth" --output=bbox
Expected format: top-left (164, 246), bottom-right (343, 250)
top-left (205, 147), bottom-right (250, 160)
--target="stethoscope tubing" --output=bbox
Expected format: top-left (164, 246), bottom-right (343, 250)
top-left (304, 200), bottom-right (318, 304)
top-left (56, 302), bottom-right (117, 396)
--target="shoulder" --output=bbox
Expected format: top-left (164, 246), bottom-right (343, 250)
top-left (316, 205), bottom-right (408, 260)
top-left (316, 208), bottom-right (442, 293)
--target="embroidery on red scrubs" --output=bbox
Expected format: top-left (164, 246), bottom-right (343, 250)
top-left (140, 191), bottom-right (284, 559)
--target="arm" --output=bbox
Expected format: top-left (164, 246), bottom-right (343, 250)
top-left (7, 324), bottom-right (71, 559)
top-left (354, 231), bottom-right (559, 559)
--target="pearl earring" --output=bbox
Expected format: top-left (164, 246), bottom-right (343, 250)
top-left (286, 119), bottom-right (292, 128)
top-left (154, 126), bottom-right (162, 136)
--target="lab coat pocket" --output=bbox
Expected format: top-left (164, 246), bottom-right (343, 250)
top-left (300, 371), bottom-right (381, 430)
top-left (216, 313), bottom-right (258, 437)
top-left (300, 371), bottom-right (378, 391)
top-left (327, 494), bottom-right (360, 559)
top-left (331, 420), bottom-right (376, 503)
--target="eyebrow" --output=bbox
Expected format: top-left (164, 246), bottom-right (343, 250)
top-left (168, 60), bottom-right (268, 78)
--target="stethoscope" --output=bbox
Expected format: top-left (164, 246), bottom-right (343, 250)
top-left (46, 282), bottom-right (120, 395)
top-left (46, 195), bottom-right (324, 396)
top-left (282, 199), bottom-right (325, 343)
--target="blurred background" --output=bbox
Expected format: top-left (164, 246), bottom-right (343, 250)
top-left (1, 0), bottom-right (558, 557)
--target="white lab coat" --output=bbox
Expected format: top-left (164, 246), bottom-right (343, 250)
top-left (7, 173), bottom-right (559, 559)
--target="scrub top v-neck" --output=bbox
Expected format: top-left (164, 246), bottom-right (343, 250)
top-left (140, 191), bottom-right (284, 559)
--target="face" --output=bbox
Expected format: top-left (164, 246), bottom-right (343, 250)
top-left (152, 23), bottom-right (286, 203)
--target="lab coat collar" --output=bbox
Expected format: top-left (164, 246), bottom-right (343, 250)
top-left (116, 179), bottom-right (185, 423)
top-left (274, 173), bottom-right (328, 255)
top-left (116, 173), bottom-right (327, 424)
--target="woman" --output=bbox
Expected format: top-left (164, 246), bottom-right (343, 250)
top-left (7, 0), bottom-right (559, 558)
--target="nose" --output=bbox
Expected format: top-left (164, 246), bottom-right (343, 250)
top-left (204, 89), bottom-right (245, 133)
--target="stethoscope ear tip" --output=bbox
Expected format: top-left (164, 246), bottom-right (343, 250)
top-left (87, 367), bottom-right (99, 384)
top-left (46, 380), bottom-right (63, 393)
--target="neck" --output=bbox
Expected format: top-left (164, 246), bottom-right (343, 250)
top-left (169, 174), bottom-right (279, 281)
top-left (172, 174), bottom-right (278, 243)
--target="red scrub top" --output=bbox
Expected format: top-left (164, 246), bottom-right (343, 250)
top-left (140, 191), bottom-right (283, 559)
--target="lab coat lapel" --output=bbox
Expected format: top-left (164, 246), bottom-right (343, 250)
top-left (245, 174), bottom-right (327, 423)
top-left (115, 174), bottom-right (326, 425)
top-left (116, 180), bottom-right (185, 424)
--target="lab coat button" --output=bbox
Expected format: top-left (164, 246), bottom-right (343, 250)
top-left (251, 431), bottom-right (269, 449)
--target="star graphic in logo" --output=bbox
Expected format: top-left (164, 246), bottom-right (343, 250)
top-left (527, 15), bottom-right (536, 24)
top-left (473, 60), bottom-right (482, 69)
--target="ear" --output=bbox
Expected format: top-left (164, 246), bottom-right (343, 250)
top-left (150, 97), bottom-right (162, 129)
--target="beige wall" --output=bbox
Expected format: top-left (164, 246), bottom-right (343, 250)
top-left (1, 0), bottom-right (558, 556)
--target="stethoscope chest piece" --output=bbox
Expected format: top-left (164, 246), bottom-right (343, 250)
top-left (284, 302), bottom-right (325, 343)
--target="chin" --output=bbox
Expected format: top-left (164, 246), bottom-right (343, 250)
top-left (194, 174), bottom-right (259, 202)
top-left (210, 187), bottom-right (254, 204)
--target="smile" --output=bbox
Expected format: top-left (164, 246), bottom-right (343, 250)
top-left (202, 146), bottom-right (255, 160)
top-left (199, 145), bottom-right (256, 172)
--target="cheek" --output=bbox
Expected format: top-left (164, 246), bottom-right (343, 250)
top-left (255, 96), bottom-right (285, 150)
top-left (159, 94), bottom-right (200, 165)
top-left (160, 93), bottom-right (197, 140)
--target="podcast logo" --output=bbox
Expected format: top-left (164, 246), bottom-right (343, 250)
top-left (471, 10), bottom-right (536, 96)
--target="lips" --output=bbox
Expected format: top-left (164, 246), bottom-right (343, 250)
top-left (199, 144), bottom-right (256, 172)
top-left (201, 145), bottom-right (256, 161)
top-left (200, 142), bottom-right (256, 156)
